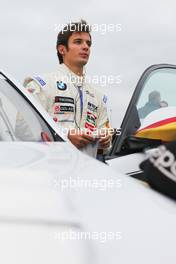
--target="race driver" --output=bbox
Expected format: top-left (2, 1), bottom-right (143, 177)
top-left (24, 20), bottom-right (112, 154)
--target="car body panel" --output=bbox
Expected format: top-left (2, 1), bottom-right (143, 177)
top-left (0, 146), bottom-right (91, 264)
top-left (0, 142), bottom-right (174, 263)
top-left (107, 152), bottom-right (145, 175)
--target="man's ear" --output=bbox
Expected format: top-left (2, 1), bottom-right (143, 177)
top-left (58, 45), bottom-right (67, 55)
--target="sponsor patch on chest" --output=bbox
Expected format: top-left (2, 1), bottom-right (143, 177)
top-left (54, 105), bottom-right (74, 114)
top-left (87, 102), bottom-right (98, 113)
top-left (85, 111), bottom-right (97, 131)
top-left (55, 96), bottom-right (74, 104)
top-left (56, 81), bottom-right (67, 90)
top-left (85, 90), bottom-right (95, 98)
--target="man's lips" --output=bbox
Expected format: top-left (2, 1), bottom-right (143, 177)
top-left (79, 53), bottom-right (89, 58)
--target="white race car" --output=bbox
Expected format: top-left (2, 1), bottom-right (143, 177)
top-left (0, 65), bottom-right (176, 264)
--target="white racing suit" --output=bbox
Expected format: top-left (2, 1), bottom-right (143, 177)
top-left (24, 64), bottom-right (111, 155)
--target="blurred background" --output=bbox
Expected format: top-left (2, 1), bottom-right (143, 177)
top-left (1, 0), bottom-right (176, 127)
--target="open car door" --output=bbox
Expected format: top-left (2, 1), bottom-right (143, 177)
top-left (108, 64), bottom-right (176, 159)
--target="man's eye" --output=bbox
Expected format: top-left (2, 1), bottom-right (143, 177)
top-left (75, 40), bottom-right (82, 44)
top-left (87, 41), bottom-right (91, 47)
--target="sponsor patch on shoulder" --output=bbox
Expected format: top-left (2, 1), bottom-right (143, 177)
top-left (34, 76), bottom-right (46, 86)
top-left (103, 95), bottom-right (108, 104)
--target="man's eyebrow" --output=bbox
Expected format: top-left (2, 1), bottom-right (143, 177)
top-left (73, 38), bottom-right (91, 41)
top-left (73, 38), bottom-right (82, 41)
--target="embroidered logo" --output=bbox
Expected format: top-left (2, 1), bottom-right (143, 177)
top-left (57, 81), bottom-right (67, 90)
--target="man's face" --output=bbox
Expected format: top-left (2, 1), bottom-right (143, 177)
top-left (61, 32), bottom-right (91, 68)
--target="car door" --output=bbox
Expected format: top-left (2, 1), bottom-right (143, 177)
top-left (109, 64), bottom-right (176, 157)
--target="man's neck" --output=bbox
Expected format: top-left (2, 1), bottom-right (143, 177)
top-left (64, 62), bottom-right (83, 76)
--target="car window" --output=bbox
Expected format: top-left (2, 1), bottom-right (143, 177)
top-left (136, 68), bottom-right (176, 124)
top-left (0, 78), bottom-right (55, 142)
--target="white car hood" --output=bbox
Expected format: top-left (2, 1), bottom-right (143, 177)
top-left (107, 152), bottom-right (146, 175)
top-left (0, 141), bottom-right (176, 264)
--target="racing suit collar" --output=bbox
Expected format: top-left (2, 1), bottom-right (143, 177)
top-left (58, 63), bottom-right (85, 88)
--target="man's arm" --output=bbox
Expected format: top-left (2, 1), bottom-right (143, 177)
top-left (24, 78), bottom-right (49, 110)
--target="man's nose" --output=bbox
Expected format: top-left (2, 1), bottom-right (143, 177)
top-left (82, 41), bottom-right (89, 50)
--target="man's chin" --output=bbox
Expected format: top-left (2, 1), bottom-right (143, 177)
top-left (77, 60), bottom-right (88, 67)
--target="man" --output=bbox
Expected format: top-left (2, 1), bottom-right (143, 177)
top-left (138, 91), bottom-right (162, 119)
top-left (24, 20), bottom-right (111, 155)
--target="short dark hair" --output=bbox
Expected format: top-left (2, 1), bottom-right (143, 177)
top-left (149, 91), bottom-right (160, 102)
top-left (56, 19), bottom-right (91, 64)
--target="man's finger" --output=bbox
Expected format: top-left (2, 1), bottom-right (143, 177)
top-left (99, 134), bottom-right (110, 142)
top-left (81, 133), bottom-right (96, 142)
top-left (99, 140), bottom-right (110, 147)
top-left (78, 137), bottom-right (94, 148)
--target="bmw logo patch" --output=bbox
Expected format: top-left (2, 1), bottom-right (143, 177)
top-left (57, 81), bottom-right (67, 90)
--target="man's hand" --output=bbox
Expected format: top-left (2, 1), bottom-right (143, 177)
top-left (98, 128), bottom-right (114, 150)
top-left (98, 133), bottom-right (111, 149)
top-left (68, 129), bottom-right (96, 149)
